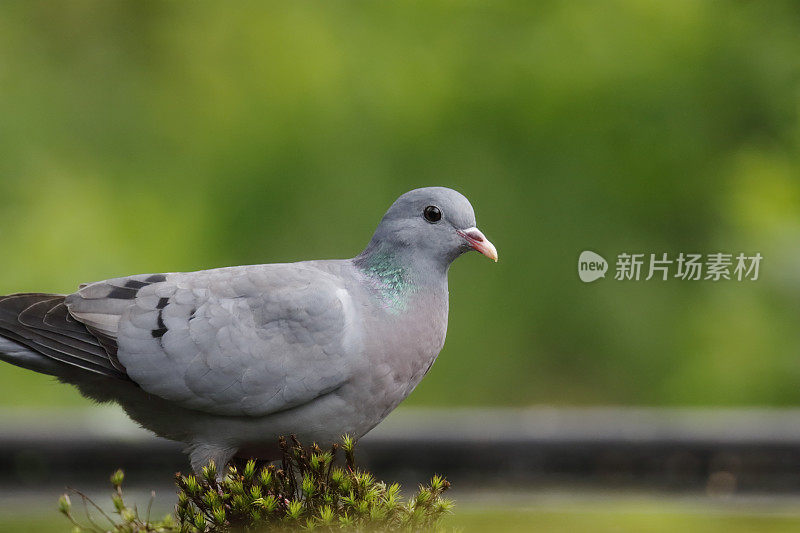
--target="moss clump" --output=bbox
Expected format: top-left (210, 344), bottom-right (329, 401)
top-left (60, 435), bottom-right (453, 532)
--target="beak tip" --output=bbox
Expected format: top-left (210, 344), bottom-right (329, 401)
top-left (481, 243), bottom-right (499, 263)
top-left (485, 241), bottom-right (499, 263)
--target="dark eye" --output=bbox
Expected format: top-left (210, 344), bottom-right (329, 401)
top-left (423, 205), bottom-right (442, 223)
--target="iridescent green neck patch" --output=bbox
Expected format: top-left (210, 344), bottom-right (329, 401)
top-left (358, 251), bottom-right (413, 313)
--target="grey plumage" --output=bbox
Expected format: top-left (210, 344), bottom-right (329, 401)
top-left (0, 187), bottom-right (497, 471)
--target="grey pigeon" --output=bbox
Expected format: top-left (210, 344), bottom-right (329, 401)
top-left (0, 187), bottom-right (497, 471)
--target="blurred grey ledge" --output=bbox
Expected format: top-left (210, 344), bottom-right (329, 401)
top-left (4, 406), bottom-right (800, 493)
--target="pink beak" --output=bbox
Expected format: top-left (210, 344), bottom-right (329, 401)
top-left (458, 227), bottom-right (498, 262)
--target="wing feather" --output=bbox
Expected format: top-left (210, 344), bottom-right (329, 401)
top-left (64, 264), bottom-right (359, 417)
top-left (0, 294), bottom-right (127, 378)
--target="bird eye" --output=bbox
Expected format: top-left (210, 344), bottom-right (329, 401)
top-left (423, 205), bottom-right (442, 223)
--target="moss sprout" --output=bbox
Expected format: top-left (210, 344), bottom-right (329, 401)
top-left (60, 435), bottom-right (453, 532)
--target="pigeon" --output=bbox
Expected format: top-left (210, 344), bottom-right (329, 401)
top-left (0, 187), bottom-right (497, 472)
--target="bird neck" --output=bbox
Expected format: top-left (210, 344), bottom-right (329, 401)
top-left (353, 243), bottom-right (447, 313)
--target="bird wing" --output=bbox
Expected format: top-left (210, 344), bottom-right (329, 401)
top-left (65, 263), bottom-right (360, 417)
top-left (0, 293), bottom-right (128, 378)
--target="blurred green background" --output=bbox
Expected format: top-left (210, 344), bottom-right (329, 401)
top-left (1, 0), bottom-right (799, 409)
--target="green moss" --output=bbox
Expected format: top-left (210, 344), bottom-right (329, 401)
top-left (59, 435), bottom-right (453, 532)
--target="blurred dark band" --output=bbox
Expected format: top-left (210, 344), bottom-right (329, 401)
top-left (4, 408), bottom-right (800, 494)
